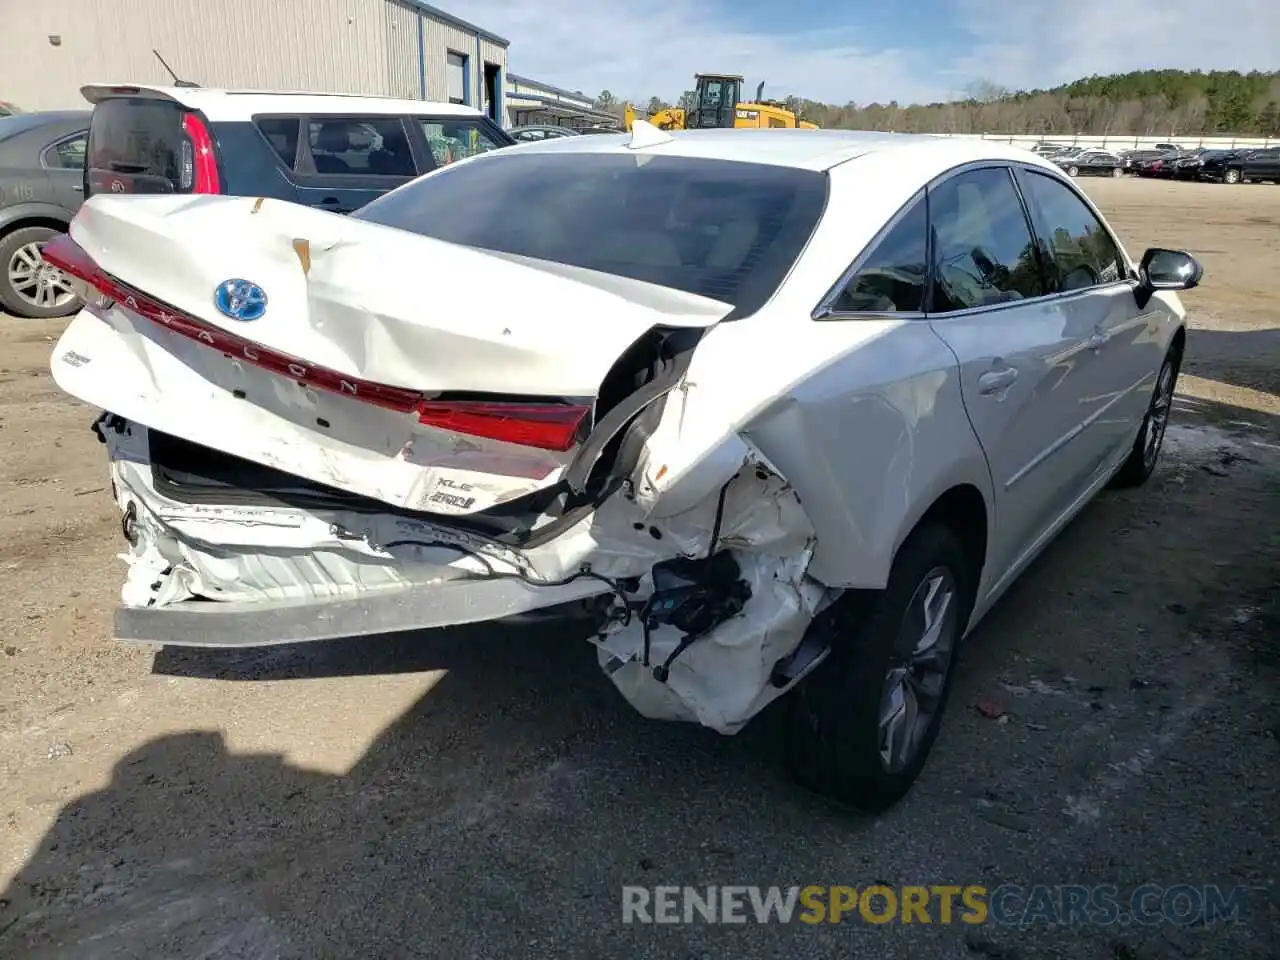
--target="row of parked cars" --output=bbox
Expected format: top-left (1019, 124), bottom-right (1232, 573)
top-left (1029, 140), bottom-right (1280, 183)
top-left (0, 86), bottom-right (606, 319)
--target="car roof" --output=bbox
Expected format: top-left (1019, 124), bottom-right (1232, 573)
top-left (503, 126), bottom-right (1062, 174)
top-left (80, 84), bottom-right (484, 122)
top-left (0, 110), bottom-right (90, 142)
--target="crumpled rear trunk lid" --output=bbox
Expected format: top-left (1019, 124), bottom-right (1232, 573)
top-left (49, 194), bottom-right (730, 525)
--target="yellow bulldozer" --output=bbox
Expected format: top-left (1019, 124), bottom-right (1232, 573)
top-left (623, 73), bottom-right (819, 132)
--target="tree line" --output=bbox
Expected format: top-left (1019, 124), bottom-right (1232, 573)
top-left (596, 70), bottom-right (1280, 136)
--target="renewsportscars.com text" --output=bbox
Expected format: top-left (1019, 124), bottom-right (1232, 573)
top-left (621, 884), bottom-right (1249, 926)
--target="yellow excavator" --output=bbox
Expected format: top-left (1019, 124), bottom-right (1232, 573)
top-left (623, 73), bottom-right (819, 131)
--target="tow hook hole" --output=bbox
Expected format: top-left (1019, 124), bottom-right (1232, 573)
top-left (316, 418), bottom-right (330, 429)
top-left (649, 526), bottom-right (662, 540)
top-left (755, 468), bottom-right (768, 480)
top-left (632, 522), bottom-right (645, 530)
top-left (232, 389), bottom-right (246, 400)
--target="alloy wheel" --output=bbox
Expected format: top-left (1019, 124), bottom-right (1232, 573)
top-left (7, 240), bottom-right (77, 311)
top-left (1143, 361), bottom-right (1175, 471)
top-left (878, 566), bottom-right (958, 774)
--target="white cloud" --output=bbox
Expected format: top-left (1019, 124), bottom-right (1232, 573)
top-left (950, 0), bottom-right (1280, 93)
top-left (463, 0), bottom-right (947, 105)
top-left (464, 0), bottom-right (1280, 106)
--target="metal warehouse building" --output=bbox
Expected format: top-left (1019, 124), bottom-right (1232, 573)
top-left (0, 0), bottom-right (509, 122)
top-left (506, 74), bottom-right (618, 130)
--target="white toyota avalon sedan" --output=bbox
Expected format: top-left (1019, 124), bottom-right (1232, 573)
top-left (45, 122), bottom-right (1201, 810)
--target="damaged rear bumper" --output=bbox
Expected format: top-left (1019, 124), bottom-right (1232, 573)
top-left (93, 412), bottom-right (835, 734)
top-left (113, 575), bottom-right (613, 647)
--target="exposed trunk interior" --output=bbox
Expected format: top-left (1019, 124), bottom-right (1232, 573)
top-left (135, 322), bottom-right (707, 544)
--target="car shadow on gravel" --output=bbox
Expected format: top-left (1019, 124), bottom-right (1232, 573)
top-left (1184, 326), bottom-right (1280, 395)
top-left (2, 395), bottom-right (1277, 960)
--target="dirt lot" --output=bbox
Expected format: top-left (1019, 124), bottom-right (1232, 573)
top-left (1, 177), bottom-right (1277, 959)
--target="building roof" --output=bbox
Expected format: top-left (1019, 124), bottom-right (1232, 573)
top-left (506, 92), bottom-right (618, 126)
top-left (506, 74), bottom-right (593, 105)
top-left (401, 0), bottom-right (509, 46)
top-left (499, 127), bottom-right (1064, 173)
top-left (79, 85), bottom-right (485, 122)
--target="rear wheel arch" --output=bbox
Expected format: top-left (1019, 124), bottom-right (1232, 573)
top-left (0, 214), bottom-right (72, 241)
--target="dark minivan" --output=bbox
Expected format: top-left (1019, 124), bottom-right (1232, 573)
top-left (81, 85), bottom-right (516, 213)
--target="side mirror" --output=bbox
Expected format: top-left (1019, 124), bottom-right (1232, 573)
top-left (1135, 248), bottom-right (1203, 308)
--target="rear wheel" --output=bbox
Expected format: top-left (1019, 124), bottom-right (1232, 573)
top-left (0, 226), bottom-right (81, 319)
top-left (1067, 165), bottom-right (1080, 177)
top-left (1110, 347), bottom-right (1180, 489)
top-left (1222, 168), bottom-right (1242, 184)
top-left (1111, 166), bottom-right (1123, 177)
top-left (786, 523), bottom-right (972, 812)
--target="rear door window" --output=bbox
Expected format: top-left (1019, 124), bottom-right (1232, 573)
top-left (85, 97), bottom-right (188, 195)
top-left (255, 117), bottom-right (301, 168)
top-left (927, 167), bottom-right (1046, 312)
top-left (415, 118), bottom-right (507, 168)
top-left (43, 132), bottom-right (88, 169)
top-left (303, 117), bottom-right (416, 177)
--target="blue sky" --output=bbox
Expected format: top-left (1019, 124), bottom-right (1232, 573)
top-left (461, 0), bottom-right (1278, 106)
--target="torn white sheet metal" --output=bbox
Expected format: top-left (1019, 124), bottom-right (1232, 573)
top-left (598, 551), bottom-right (830, 734)
top-left (54, 195), bottom-right (732, 521)
top-left (591, 459), bottom-right (831, 734)
top-left (106, 419), bottom-right (828, 733)
top-left (57, 192), bottom-right (833, 733)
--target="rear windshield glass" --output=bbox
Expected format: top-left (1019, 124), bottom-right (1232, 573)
top-left (351, 152), bottom-right (828, 314)
top-left (85, 97), bottom-right (187, 195)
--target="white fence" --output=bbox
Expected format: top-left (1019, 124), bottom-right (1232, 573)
top-left (933, 133), bottom-right (1277, 150)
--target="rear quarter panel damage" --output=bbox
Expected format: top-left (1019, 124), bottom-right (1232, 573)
top-left (581, 318), bottom-right (992, 731)
top-left (631, 316), bottom-right (994, 593)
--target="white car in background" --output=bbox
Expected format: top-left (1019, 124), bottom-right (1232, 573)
top-left (45, 124), bottom-right (1201, 810)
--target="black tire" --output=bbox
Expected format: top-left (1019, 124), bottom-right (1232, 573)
top-left (1111, 166), bottom-right (1123, 178)
top-left (0, 225), bottom-right (81, 319)
top-left (1067, 165), bottom-right (1079, 177)
top-left (1110, 346), bottom-right (1181, 489)
top-left (1222, 168), bottom-right (1242, 185)
top-left (785, 523), bottom-right (974, 812)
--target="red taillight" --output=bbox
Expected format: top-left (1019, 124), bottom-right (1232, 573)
top-left (41, 232), bottom-right (98, 281)
top-left (415, 401), bottom-right (590, 453)
top-left (45, 234), bottom-right (591, 453)
top-left (180, 113), bottom-right (221, 194)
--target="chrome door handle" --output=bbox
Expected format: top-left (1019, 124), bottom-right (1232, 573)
top-left (978, 367), bottom-right (1018, 396)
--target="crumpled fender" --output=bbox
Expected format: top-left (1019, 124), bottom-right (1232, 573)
top-left (590, 455), bottom-right (834, 734)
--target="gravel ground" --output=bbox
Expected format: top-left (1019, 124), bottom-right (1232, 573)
top-left (0, 176), bottom-right (1277, 959)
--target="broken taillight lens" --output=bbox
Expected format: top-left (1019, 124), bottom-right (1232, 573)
top-left (415, 401), bottom-right (590, 453)
top-left (41, 232), bottom-right (108, 305)
top-left (44, 233), bottom-right (591, 453)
